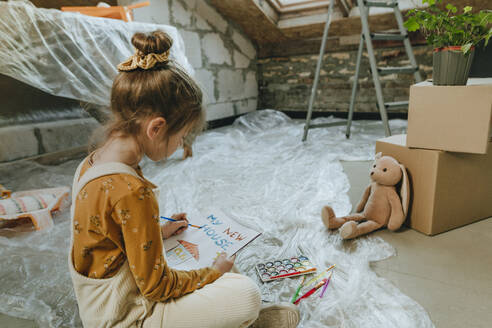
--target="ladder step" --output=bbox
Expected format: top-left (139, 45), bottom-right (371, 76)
top-left (307, 121), bottom-right (347, 130)
top-left (363, 0), bottom-right (398, 8)
top-left (370, 33), bottom-right (407, 41)
top-left (377, 66), bottom-right (418, 75)
top-left (384, 101), bottom-right (409, 109)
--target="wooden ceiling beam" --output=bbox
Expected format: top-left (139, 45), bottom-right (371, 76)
top-left (211, 0), bottom-right (407, 46)
top-left (30, 0), bottom-right (117, 9)
top-left (209, 0), bottom-right (288, 45)
top-left (336, 0), bottom-right (350, 17)
top-left (280, 11), bottom-right (400, 39)
top-left (210, 0), bottom-right (491, 54)
top-left (258, 30), bottom-right (427, 58)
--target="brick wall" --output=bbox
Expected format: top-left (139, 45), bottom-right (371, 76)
top-left (258, 45), bottom-right (433, 115)
top-left (118, 0), bottom-right (258, 121)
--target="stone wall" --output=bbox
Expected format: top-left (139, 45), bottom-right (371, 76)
top-left (0, 74), bottom-right (88, 127)
top-left (0, 118), bottom-right (98, 162)
top-left (258, 45), bottom-right (434, 115)
top-left (0, 74), bottom-right (99, 163)
top-left (118, 0), bottom-right (258, 121)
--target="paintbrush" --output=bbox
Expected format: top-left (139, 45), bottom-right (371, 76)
top-left (160, 216), bottom-right (202, 229)
top-left (293, 278), bottom-right (327, 305)
top-left (319, 271), bottom-right (333, 298)
top-left (291, 275), bottom-right (306, 303)
top-left (304, 264), bottom-right (335, 288)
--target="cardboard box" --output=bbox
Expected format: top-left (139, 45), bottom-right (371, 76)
top-left (376, 135), bottom-right (492, 235)
top-left (407, 78), bottom-right (492, 154)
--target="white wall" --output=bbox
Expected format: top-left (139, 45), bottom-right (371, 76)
top-left (118, 0), bottom-right (258, 121)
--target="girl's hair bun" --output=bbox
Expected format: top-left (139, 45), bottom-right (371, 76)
top-left (131, 31), bottom-right (173, 55)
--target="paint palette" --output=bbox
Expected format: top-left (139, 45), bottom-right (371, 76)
top-left (255, 255), bottom-right (317, 282)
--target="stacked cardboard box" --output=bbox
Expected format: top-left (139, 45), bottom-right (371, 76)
top-left (376, 78), bottom-right (492, 235)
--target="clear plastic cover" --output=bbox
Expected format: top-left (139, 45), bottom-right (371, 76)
top-left (0, 110), bottom-right (433, 327)
top-left (0, 0), bottom-right (193, 106)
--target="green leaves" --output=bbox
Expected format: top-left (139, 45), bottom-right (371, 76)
top-left (404, 1), bottom-right (492, 51)
top-left (485, 27), bottom-right (492, 46)
top-left (446, 4), bottom-right (457, 14)
top-left (404, 17), bottom-right (420, 31)
top-left (461, 43), bottom-right (473, 54)
top-left (423, 0), bottom-right (441, 5)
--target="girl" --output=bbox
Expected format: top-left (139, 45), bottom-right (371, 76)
top-left (69, 31), bottom-right (299, 328)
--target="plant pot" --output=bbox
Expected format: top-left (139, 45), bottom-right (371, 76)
top-left (432, 46), bottom-right (475, 86)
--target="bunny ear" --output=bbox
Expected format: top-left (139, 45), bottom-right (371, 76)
top-left (399, 164), bottom-right (410, 217)
top-left (375, 152), bottom-right (383, 159)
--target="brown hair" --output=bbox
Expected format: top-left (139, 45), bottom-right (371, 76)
top-left (106, 30), bottom-right (205, 142)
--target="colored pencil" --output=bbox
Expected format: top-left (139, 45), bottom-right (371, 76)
top-left (291, 275), bottom-right (306, 303)
top-left (304, 264), bottom-right (335, 288)
top-left (319, 271), bottom-right (333, 298)
top-left (160, 216), bottom-right (202, 229)
top-left (294, 278), bottom-right (327, 305)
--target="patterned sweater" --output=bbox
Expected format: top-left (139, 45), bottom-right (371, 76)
top-left (71, 158), bottom-right (222, 302)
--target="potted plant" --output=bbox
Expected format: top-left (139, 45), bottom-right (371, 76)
top-left (404, 0), bottom-right (492, 85)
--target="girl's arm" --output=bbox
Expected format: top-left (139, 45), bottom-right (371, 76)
top-left (112, 184), bottom-right (222, 302)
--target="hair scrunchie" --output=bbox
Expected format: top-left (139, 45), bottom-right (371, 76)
top-left (117, 50), bottom-right (170, 71)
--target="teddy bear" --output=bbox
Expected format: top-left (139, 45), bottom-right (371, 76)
top-left (322, 153), bottom-right (409, 239)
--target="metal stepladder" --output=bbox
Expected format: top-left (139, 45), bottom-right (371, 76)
top-left (302, 0), bottom-right (423, 141)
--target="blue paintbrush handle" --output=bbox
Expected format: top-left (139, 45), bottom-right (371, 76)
top-left (160, 216), bottom-right (202, 228)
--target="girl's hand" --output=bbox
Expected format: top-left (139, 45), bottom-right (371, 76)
top-left (212, 252), bottom-right (236, 274)
top-left (161, 213), bottom-right (189, 239)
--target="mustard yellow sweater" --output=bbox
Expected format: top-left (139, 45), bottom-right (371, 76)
top-left (72, 157), bottom-right (221, 302)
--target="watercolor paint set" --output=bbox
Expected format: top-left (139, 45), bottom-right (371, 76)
top-left (255, 255), bottom-right (317, 282)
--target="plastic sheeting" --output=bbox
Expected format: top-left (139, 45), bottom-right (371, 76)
top-left (0, 110), bottom-right (433, 327)
top-left (0, 0), bottom-right (193, 106)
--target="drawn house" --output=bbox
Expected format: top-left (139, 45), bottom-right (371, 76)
top-left (178, 240), bottom-right (199, 261)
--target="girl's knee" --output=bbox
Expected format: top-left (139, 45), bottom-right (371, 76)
top-left (237, 275), bottom-right (261, 325)
top-left (223, 273), bottom-right (261, 314)
top-left (242, 275), bottom-right (261, 308)
top-left (226, 273), bottom-right (260, 294)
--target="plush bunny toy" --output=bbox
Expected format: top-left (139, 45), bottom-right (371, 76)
top-left (322, 153), bottom-right (409, 239)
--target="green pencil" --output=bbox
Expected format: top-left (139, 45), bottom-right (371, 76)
top-left (291, 275), bottom-right (306, 303)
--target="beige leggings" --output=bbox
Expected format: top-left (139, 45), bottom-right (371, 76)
top-left (144, 273), bottom-right (261, 328)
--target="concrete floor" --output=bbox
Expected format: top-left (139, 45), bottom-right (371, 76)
top-left (342, 161), bottom-right (492, 328)
top-left (1, 160), bottom-right (491, 327)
